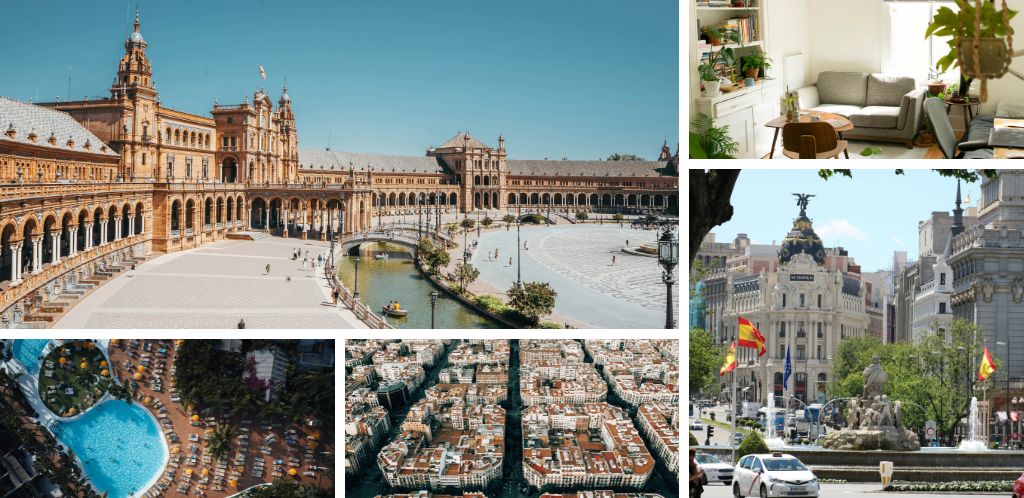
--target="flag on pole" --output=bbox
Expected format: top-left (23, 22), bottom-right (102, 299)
top-left (738, 317), bottom-right (766, 356)
top-left (783, 345), bottom-right (793, 389)
top-left (720, 341), bottom-right (737, 376)
top-left (259, 65), bottom-right (267, 81)
top-left (979, 345), bottom-right (997, 381)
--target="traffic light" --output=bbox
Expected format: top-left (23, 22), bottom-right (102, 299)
top-left (707, 425), bottom-right (715, 438)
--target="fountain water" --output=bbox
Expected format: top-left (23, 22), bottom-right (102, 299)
top-left (764, 395), bottom-right (786, 449)
top-left (957, 396), bottom-right (988, 451)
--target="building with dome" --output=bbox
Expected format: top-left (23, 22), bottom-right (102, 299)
top-left (0, 11), bottom-right (678, 325)
top-left (714, 195), bottom-right (869, 406)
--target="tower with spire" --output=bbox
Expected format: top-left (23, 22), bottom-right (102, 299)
top-left (277, 80), bottom-right (299, 182)
top-left (112, 8), bottom-right (156, 99)
top-left (952, 180), bottom-right (965, 236)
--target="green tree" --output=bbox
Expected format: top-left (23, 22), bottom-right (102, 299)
top-left (248, 479), bottom-right (330, 498)
top-left (207, 424), bottom-right (236, 462)
top-left (482, 216), bottom-right (493, 228)
top-left (736, 431), bottom-right (769, 460)
top-left (575, 211), bottom-right (588, 222)
top-left (444, 222), bottom-right (460, 238)
top-left (454, 262), bottom-right (480, 293)
top-left (607, 153), bottom-right (645, 161)
top-left (502, 214), bottom-right (516, 230)
top-left (690, 327), bottom-right (722, 396)
top-left (507, 281), bottom-right (558, 325)
top-left (422, 247), bottom-right (450, 275)
top-left (612, 213), bottom-right (625, 225)
top-left (689, 431), bottom-right (699, 446)
top-left (460, 218), bottom-right (476, 231)
top-left (688, 169), bottom-right (997, 269)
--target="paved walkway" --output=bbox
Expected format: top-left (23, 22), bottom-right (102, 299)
top-left (56, 237), bottom-right (367, 329)
top-left (467, 223), bottom-right (679, 329)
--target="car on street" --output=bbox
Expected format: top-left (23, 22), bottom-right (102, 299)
top-left (732, 452), bottom-right (819, 497)
top-left (690, 419), bottom-right (704, 431)
top-left (733, 431), bottom-right (746, 445)
top-left (695, 452), bottom-right (733, 485)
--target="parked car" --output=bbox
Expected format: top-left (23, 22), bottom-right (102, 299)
top-left (690, 419), bottom-right (705, 431)
top-left (733, 452), bottom-right (819, 497)
top-left (733, 431), bottom-right (746, 445)
top-left (695, 452), bottom-right (733, 485)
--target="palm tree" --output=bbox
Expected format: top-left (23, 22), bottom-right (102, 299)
top-left (206, 424), bottom-right (235, 462)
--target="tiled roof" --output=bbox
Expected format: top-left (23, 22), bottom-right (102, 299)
top-left (298, 149), bottom-right (448, 174)
top-left (0, 96), bottom-right (118, 156)
top-left (437, 132), bottom-right (491, 150)
top-left (507, 159), bottom-right (667, 178)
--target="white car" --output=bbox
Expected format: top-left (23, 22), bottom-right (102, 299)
top-left (732, 453), bottom-right (819, 497)
top-left (690, 419), bottom-right (704, 431)
top-left (695, 452), bottom-right (733, 485)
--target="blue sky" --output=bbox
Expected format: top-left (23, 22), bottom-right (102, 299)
top-left (714, 169), bottom-right (979, 272)
top-left (0, 1), bottom-right (678, 160)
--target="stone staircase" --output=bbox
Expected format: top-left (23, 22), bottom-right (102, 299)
top-left (22, 255), bottom-right (149, 326)
top-left (226, 231), bottom-right (270, 241)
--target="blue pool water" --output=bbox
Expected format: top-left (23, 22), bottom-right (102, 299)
top-left (12, 339), bottom-right (50, 375)
top-left (53, 399), bottom-right (166, 498)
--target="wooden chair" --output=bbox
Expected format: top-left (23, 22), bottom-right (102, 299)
top-left (782, 122), bottom-right (848, 159)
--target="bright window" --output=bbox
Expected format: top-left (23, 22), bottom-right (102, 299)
top-left (882, 1), bottom-right (959, 84)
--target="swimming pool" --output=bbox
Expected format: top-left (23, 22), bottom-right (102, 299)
top-left (12, 339), bottom-right (50, 375)
top-left (53, 399), bottom-right (167, 498)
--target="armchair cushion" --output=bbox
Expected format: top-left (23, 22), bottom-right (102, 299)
top-left (794, 86), bottom-right (821, 109)
top-left (849, 106), bottom-right (900, 129)
top-left (895, 88), bottom-right (926, 131)
top-left (866, 74), bottom-right (916, 107)
top-left (808, 104), bottom-right (861, 118)
top-left (816, 72), bottom-right (868, 106)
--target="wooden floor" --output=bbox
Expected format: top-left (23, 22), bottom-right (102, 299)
top-left (762, 133), bottom-right (962, 160)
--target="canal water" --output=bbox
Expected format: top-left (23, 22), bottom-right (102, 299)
top-left (335, 254), bottom-right (501, 329)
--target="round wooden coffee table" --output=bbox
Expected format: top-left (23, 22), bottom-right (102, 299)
top-left (765, 111), bottom-right (854, 159)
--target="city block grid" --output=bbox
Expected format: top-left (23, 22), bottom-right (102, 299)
top-left (688, 168), bottom-right (1024, 496)
top-left (344, 339), bottom-right (680, 498)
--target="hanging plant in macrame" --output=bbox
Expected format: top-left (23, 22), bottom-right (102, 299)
top-left (928, 0), bottom-right (1020, 103)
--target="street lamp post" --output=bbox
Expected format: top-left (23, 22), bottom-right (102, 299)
top-left (657, 225), bottom-right (679, 329)
top-left (353, 256), bottom-right (361, 299)
top-left (999, 340), bottom-right (1011, 447)
top-left (477, 210), bottom-right (481, 237)
top-left (429, 291), bottom-right (438, 329)
top-left (516, 208), bottom-right (522, 288)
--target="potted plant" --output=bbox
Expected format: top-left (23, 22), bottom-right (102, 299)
top-left (689, 113), bottom-right (739, 159)
top-left (926, 68), bottom-right (946, 96)
top-left (742, 52), bottom-right (772, 80)
top-left (926, 0), bottom-right (1017, 89)
top-left (915, 93), bottom-right (937, 146)
top-left (781, 93), bottom-right (798, 121)
top-left (698, 27), bottom-right (741, 97)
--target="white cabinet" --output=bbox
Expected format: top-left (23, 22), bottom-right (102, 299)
top-left (694, 81), bottom-right (780, 159)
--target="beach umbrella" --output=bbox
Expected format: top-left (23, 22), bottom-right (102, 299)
top-left (308, 441), bottom-right (318, 449)
top-left (110, 339), bottom-right (120, 345)
top-left (192, 415), bottom-right (200, 422)
top-left (133, 372), bottom-right (142, 380)
top-left (59, 357), bottom-right (66, 365)
top-left (288, 468), bottom-right (297, 476)
top-left (186, 468), bottom-right (193, 475)
top-left (171, 446), bottom-right (180, 454)
top-left (80, 362), bottom-right (88, 370)
top-left (228, 479), bottom-right (237, 487)
top-left (201, 468), bottom-right (209, 476)
top-left (68, 407), bottom-right (76, 415)
top-left (309, 431), bottom-right (319, 440)
top-left (100, 360), bottom-right (108, 367)
top-left (137, 365), bottom-right (145, 373)
top-left (101, 369), bottom-right (109, 376)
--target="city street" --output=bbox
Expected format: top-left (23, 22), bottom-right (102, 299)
top-left (700, 482), bottom-right (1009, 497)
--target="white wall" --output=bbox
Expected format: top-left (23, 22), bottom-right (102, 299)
top-left (767, 0), bottom-right (813, 92)
top-left (807, 0), bottom-right (884, 76)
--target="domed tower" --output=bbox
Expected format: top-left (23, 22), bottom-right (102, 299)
top-left (112, 8), bottom-right (156, 99)
top-left (778, 193), bottom-right (826, 266)
top-left (276, 81), bottom-right (299, 182)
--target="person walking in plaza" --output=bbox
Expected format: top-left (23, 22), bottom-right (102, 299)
top-left (332, 289), bottom-right (339, 306)
top-left (494, 248), bottom-right (499, 260)
top-left (626, 239), bottom-right (629, 247)
top-left (611, 255), bottom-right (616, 265)
top-left (508, 257), bottom-right (513, 267)
top-left (265, 264), bottom-right (271, 274)
top-left (129, 264), bottom-right (136, 277)
top-left (303, 258), bottom-right (309, 271)
top-left (237, 318), bottom-right (246, 329)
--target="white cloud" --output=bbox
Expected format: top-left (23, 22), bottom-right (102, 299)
top-left (891, 236), bottom-right (905, 246)
top-left (816, 218), bottom-right (867, 243)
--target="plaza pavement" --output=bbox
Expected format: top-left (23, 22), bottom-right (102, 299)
top-left (465, 223), bottom-right (680, 328)
top-left (55, 236), bottom-right (367, 329)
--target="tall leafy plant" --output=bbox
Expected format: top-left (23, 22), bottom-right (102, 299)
top-left (689, 113), bottom-right (739, 159)
top-left (698, 27), bottom-right (742, 82)
top-left (926, 0), bottom-right (1017, 94)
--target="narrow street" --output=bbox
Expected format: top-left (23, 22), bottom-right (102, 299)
top-left (500, 339), bottom-right (526, 498)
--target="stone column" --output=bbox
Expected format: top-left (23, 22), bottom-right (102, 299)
top-left (9, 242), bottom-right (22, 284)
top-left (114, 216), bottom-right (122, 240)
top-left (128, 216), bottom-right (135, 237)
top-left (139, 212), bottom-right (145, 234)
top-left (320, 209), bottom-right (327, 241)
top-left (51, 230), bottom-right (61, 264)
top-left (264, 209), bottom-right (269, 232)
top-left (31, 236), bottom-right (43, 274)
top-left (282, 209), bottom-right (289, 238)
top-left (99, 220), bottom-right (108, 245)
top-left (69, 226), bottom-right (78, 256)
top-left (84, 223), bottom-right (93, 250)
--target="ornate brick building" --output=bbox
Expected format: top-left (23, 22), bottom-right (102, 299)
top-left (0, 12), bottom-right (678, 325)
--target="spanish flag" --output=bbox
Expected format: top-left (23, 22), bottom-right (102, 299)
top-left (720, 341), bottom-right (737, 376)
top-left (738, 317), bottom-right (766, 356)
top-left (978, 346), bottom-right (997, 381)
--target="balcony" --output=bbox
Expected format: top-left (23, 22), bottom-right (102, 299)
top-left (140, 134), bottom-right (152, 144)
top-left (204, 224), bottom-right (212, 232)
top-left (185, 228), bottom-right (194, 236)
top-left (221, 146), bottom-right (237, 152)
top-left (170, 229), bottom-right (180, 238)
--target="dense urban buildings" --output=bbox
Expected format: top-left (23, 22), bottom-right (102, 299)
top-left (0, 12), bottom-right (678, 326)
top-left (346, 339), bottom-right (678, 497)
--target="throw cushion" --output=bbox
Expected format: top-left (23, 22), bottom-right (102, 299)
top-left (997, 100), bottom-right (1024, 118)
top-left (808, 104), bottom-right (862, 118)
top-left (816, 72), bottom-right (868, 107)
top-left (866, 75), bottom-right (915, 107)
top-left (849, 106), bottom-right (901, 129)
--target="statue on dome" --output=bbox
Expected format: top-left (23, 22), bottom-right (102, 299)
top-left (792, 193), bottom-right (815, 217)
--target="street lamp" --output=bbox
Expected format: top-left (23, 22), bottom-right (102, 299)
top-left (429, 291), bottom-right (438, 329)
top-left (516, 208), bottom-right (522, 288)
top-left (999, 340), bottom-right (1011, 441)
top-left (353, 256), bottom-right (361, 299)
top-left (658, 225), bottom-right (679, 329)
